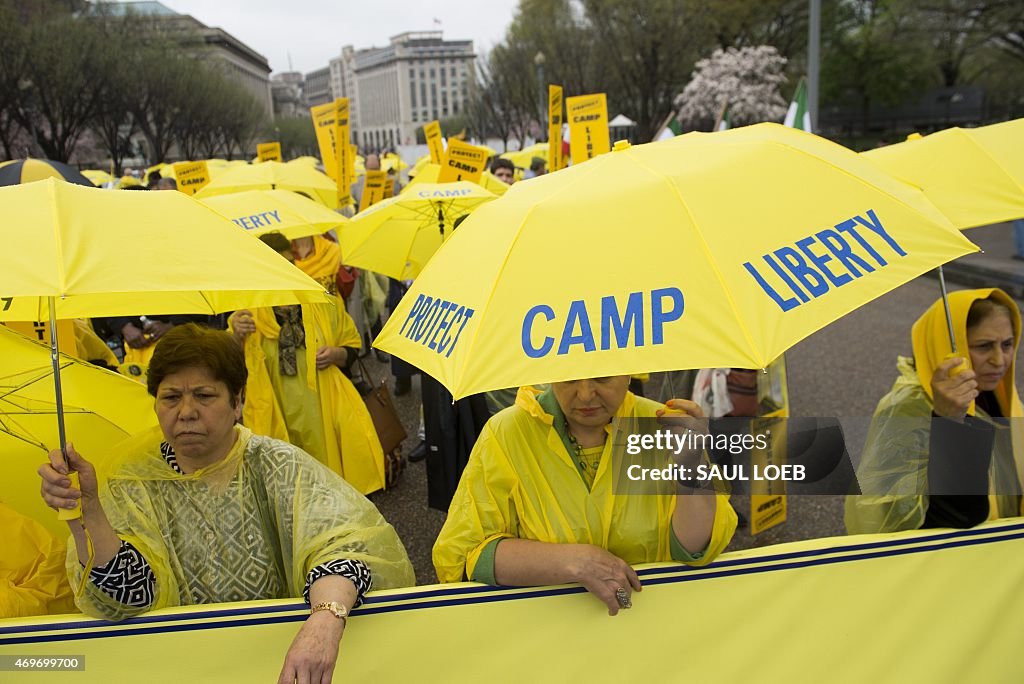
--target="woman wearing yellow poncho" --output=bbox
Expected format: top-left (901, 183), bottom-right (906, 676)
top-left (846, 288), bottom-right (1023, 533)
top-left (231, 233), bottom-right (387, 495)
top-left (433, 378), bottom-right (737, 615)
top-left (38, 325), bottom-right (413, 683)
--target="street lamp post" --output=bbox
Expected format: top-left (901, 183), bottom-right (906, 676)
top-left (534, 51), bottom-right (546, 142)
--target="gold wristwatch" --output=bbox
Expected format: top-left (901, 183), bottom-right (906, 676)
top-left (310, 601), bottom-right (349, 625)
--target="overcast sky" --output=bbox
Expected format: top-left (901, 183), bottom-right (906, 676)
top-left (157, 0), bottom-right (518, 74)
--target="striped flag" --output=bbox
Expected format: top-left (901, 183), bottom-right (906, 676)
top-left (784, 77), bottom-right (812, 133)
top-left (655, 114), bottom-right (683, 141)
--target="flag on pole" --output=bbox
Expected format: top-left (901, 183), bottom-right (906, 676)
top-left (784, 77), bottom-right (812, 133)
top-left (655, 115), bottom-right (683, 141)
top-left (716, 109), bottom-right (731, 132)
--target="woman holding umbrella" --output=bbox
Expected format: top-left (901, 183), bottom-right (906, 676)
top-left (432, 377), bottom-right (737, 615)
top-left (38, 324), bottom-right (413, 683)
top-left (846, 288), bottom-right (1022, 533)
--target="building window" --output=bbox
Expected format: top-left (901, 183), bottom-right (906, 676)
top-left (411, 82), bottom-right (417, 107)
top-left (412, 111), bottom-right (418, 122)
top-left (441, 68), bottom-right (446, 86)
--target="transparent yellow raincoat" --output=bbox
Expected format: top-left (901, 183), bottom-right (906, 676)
top-left (1, 502), bottom-right (75, 617)
top-left (433, 387), bottom-right (737, 583)
top-left (845, 289), bottom-right (1023, 533)
top-left (234, 300), bottom-right (387, 495)
top-left (67, 426), bottom-right (413, 620)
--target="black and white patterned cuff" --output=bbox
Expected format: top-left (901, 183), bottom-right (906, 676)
top-left (88, 540), bottom-right (156, 607)
top-left (303, 559), bottom-right (372, 607)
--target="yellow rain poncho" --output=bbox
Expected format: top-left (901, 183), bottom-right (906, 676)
top-left (68, 426), bottom-right (413, 620)
top-left (433, 387), bottom-right (737, 583)
top-left (846, 289), bottom-right (1023, 533)
top-left (237, 301), bottom-right (386, 495)
top-left (1, 502), bottom-right (75, 618)
top-left (72, 319), bottom-right (118, 367)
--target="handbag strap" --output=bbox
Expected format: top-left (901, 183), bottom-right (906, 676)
top-left (354, 355), bottom-right (381, 388)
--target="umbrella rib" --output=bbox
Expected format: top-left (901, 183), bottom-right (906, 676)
top-left (955, 128), bottom-right (1024, 195)
top-left (625, 150), bottom-right (766, 368)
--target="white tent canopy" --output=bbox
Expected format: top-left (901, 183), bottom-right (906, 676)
top-left (609, 114), bottom-right (636, 127)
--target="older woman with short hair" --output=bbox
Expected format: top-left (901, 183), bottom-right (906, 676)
top-left (39, 324), bottom-right (413, 683)
top-left (433, 376), bottom-right (737, 615)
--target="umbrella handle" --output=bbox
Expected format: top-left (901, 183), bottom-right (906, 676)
top-left (58, 472), bottom-right (82, 520)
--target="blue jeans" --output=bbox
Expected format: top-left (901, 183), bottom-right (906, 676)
top-left (1014, 219), bottom-right (1024, 257)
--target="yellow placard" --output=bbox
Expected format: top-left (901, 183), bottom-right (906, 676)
top-left (3, 522), bottom-right (1022, 681)
top-left (257, 142), bottom-right (282, 163)
top-left (749, 411), bottom-right (787, 535)
top-left (334, 98), bottom-right (352, 206)
top-left (382, 174), bottom-right (395, 199)
top-left (359, 170), bottom-right (388, 212)
top-left (5, 319), bottom-right (76, 352)
top-left (566, 93), bottom-right (610, 164)
top-left (548, 85), bottom-right (565, 171)
top-left (348, 144), bottom-right (357, 192)
top-left (310, 102), bottom-right (338, 181)
top-left (424, 120), bottom-right (444, 164)
top-left (172, 161), bottom-right (211, 196)
top-left (437, 139), bottom-right (489, 184)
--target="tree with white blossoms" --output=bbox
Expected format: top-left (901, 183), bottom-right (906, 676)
top-left (676, 45), bottom-right (789, 131)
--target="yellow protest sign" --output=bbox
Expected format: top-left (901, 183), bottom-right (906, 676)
top-left (334, 99), bottom-right (353, 206)
top-left (359, 170), bottom-right (388, 212)
top-left (424, 120), bottom-right (444, 164)
top-left (173, 161), bottom-right (211, 196)
top-left (5, 319), bottom-right (75, 353)
top-left (310, 102), bottom-right (338, 181)
top-left (382, 174), bottom-right (395, 199)
top-left (566, 93), bottom-right (610, 164)
top-left (749, 412), bottom-right (787, 535)
top-left (257, 142), bottom-right (282, 163)
top-left (548, 85), bottom-right (565, 172)
top-left (437, 139), bottom-right (489, 184)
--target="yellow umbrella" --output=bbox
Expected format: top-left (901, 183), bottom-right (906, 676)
top-left (381, 152), bottom-right (408, 173)
top-left (199, 189), bottom-right (348, 239)
top-left (81, 169), bottom-right (113, 187)
top-left (340, 181), bottom-right (496, 280)
top-left (374, 123), bottom-right (978, 399)
top-left (194, 161), bottom-right (339, 208)
top-left (861, 118), bottom-right (1024, 229)
top-left (288, 156), bottom-right (321, 167)
top-left (0, 326), bottom-right (156, 539)
top-left (501, 143), bottom-right (549, 169)
top-left (408, 154), bottom-right (431, 178)
top-left (407, 162), bottom-right (509, 196)
top-left (0, 178), bottom-right (328, 504)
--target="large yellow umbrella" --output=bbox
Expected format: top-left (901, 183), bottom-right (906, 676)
top-left (861, 118), bottom-right (1024, 230)
top-left (340, 181), bottom-right (496, 280)
top-left (407, 162), bottom-right (510, 196)
top-left (0, 326), bottom-right (156, 539)
top-left (199, 189), bottom-right (348, 239)
top-left (0, 178), bottom-right (329, 509)
top-left (194, 160), bottom-right (339, 208)
top-left (374, 123), bottom-right (978, 398)
top-left (81, 169), bottom-right (113, 187)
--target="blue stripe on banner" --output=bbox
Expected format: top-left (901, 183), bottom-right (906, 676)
top-left (4, 522), bottom-right (1022, 645)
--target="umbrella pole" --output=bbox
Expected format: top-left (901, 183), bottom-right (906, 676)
top-left (438, 203), bottom-right (445, 236)
top-left (47, 295), bottom-right (68, 461)
top-left (937, 265), bottom-right (957, 354)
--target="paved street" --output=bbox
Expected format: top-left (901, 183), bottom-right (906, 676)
top-left (369, 241), bottom-right (1024, 584)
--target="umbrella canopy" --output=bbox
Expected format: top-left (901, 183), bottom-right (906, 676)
top-left (194, 161), bottom-right (339, 208)
top-left (374, 123), bottom-right (978, 399)
top-left (199, 189), bottom-right (348, 239)
top-left (0, 326), bottom-right (156, 538)
top-left (501, 144), bottom-right (550, 170)
top-left (0, 178), bottom-right (329, 321)
top-left (407, 162), bottom-right (510, 196)
top-left (81, 169), bottom-right (113, 187)
top-left (0, 158), bottom-right (92, 187)
top-left (381, 152), bottom-right (408, 173)
top-left (340, 181), bottom-right (496, 280)
top-left (861, 118), bottom-right (1024, 229)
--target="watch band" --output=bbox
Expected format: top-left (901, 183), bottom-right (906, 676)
top-left (310, 601), bottom-right (349, 626)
